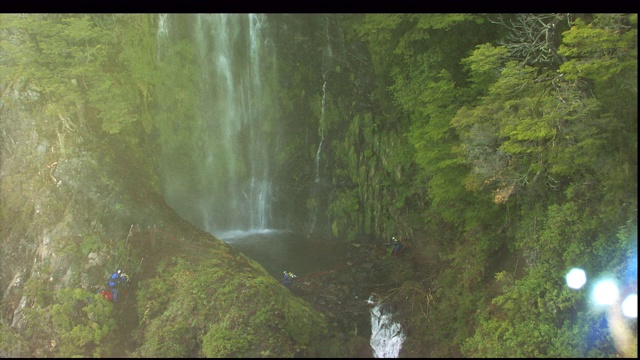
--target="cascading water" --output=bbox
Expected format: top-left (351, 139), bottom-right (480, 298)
top-left (370, 302), bottom-right (405, 358)
top-left (156, 14), bottom-right (169, 63)
top-left (158, 14), bottom-right (277, 239)
top-left (157, 14), bottom-right (169, 42)
top-left (315, 79), bottom-right (326, 186)
top-left (307, 16), bottom-right (332, 237)
top-left (307, 77), bottom-right (326, 237)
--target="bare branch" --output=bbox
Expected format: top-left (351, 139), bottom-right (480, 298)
top-left (495, 13), bottom-right (567, 67)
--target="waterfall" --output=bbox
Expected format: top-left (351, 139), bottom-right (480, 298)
top-left (246, 14), bottom-right (271, 231)
top-left (160, 14), bottom-right (276, 238)
top-left (315, 81), bottom-right (325, 188)
top-left (307, 16), bottom-right (332, 237)
top-left (307, 77), bottom-right (326, 237)
top-left (370, 303), bottom-right (405, 358)
top-left (316, 78), bottom-right (326, 186)
top-left (157, 14), bottom-right (169, 39)
top-left (156, 14), bottom-right (169, 62)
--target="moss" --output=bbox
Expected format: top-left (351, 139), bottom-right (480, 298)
top-left (137, 313), bottom-right (197, 357)
top-left (284, 295), bottom-right (328, 345)
top-left (135, 250), bottom-right (330, 357)
top-left (201, 318), bottom-right (255, 357)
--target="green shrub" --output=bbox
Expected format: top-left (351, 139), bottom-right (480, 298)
top-left (51, 288), bottom-right (117, 357)
top-left (0, 322), bottom-right (27, 357)
top-left (201, 318), bottom-right (255, 357)
top-left (20, 287), bottom-right (117, 357)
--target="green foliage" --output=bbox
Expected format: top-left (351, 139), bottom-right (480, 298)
top-left (452, 40), bottom-right (624, 206)
top-left (138, 311), bottom-right (197, 357)
top-left (23, 276), bottom-right (54, 309)
top-left (2, 13), bottom-right (636, 358)
top-left (366, 13), bottom-right (636, 357)
top-left (202, 318), bottom-right (254, 357)
top-left (403, 69), bottom-right (471, 223)
top-left (153, 39), bottom-right (198, 149)
top-left (136, 253), bottom-right (328, 357)
top-left (0, 13), bottom-right (167, 179)
top-left (80, 232), bottom-right (106, 257)
top-left (463, 188), bottom-right (636, 357)
top-left (559, 15), bottom-right (637, 82)
top-left (21, 287), bottom-right (117, 357)
top-left (284, 296), bottom-right (328, 345)
top-left (1, 15), bottom-right (109, 111)
top-left (352, 14), bottom-right (404, 72)
top-left (0, 322), bottom-right (27, 357)
top-left (52, 289), bottom-right (117, 357)
top-left (462, 262), bottom-right (617, 357)
top-left (328, 190), bottom-right (360, 240)
top-left (461, 44), bottom-right (510, 97)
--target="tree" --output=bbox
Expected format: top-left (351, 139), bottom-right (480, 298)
top-left (0, 14), bottom-right (159, 137)
top-left (487, 13), bottom-right (570, 67)
top-left (458, 14), bottom-right (637, 357)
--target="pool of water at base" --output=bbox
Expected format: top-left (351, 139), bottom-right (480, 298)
top-left (217, 229), bottom-right (350, 280)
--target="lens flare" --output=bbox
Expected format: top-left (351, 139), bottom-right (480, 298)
top-left (566, 268), bottom-right (587, 289)
top-left (593, 279), bottom-right (619, 306)
top-left (621, 294), bottom-right (637, 318)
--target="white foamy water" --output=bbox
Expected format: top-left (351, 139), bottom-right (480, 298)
top-left (370, 303), bottom-right (405, 358)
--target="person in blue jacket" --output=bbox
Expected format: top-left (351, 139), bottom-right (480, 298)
top-left (391, 236), bottom-right (404, 256)
top-left (282, 271), bottom-right (297, 287)
top-left (108, 270), bottom-right (121, 302)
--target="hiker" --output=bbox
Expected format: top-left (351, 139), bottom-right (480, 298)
top-left (118, 270), bottom-right (131, 299)
top-left (108, 270), bottom-right (122, 302)
top-left (99, 288), bottom-right (114, 301)
top-left (391, 236), bottom-right (404, 256)
top-left (282, 271), bottom-right (297, 287)
top-left (119, 271), bottom-right (130, 287)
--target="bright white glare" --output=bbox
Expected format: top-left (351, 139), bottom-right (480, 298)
top-left (593, 280), bottom-right (619, 306)
top-left (566, 268), bottom-right (587, 289)
top-left (621, 294), bottom-right (637, 318)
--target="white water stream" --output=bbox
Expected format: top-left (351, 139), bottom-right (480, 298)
top-left (370, 302), bottom-right (405, 358)
top-left (307, 15), bottom-right (332, 237)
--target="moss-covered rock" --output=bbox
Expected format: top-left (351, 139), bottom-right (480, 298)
top-left (0, 76), bottom-right (332, 358)
top-left (135, 252), bottom-right (330, 357)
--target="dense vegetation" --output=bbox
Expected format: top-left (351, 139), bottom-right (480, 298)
top-left (0, 13), bottom-right (636, 357)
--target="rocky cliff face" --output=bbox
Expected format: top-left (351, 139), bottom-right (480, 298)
top-left (0, 84), bottom-right (334, 357)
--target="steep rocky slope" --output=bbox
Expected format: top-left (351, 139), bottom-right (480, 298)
top-left (0, 87), bottom-right (339, 357)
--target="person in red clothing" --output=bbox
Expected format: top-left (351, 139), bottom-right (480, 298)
top-left (99, 289), bottom-right (114, 301)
